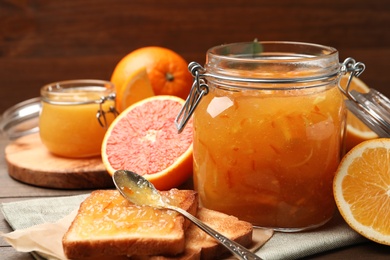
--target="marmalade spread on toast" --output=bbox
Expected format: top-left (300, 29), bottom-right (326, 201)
top-left (73, 191), bottom-right (178, 238)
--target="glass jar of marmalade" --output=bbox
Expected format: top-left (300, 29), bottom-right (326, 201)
top-left (176, 41), bottom-right (364, 231)
top-left (39, 79), bottom-right (117, 158)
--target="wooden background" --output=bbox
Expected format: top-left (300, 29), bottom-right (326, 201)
top-left (1, 0), bottom-right (389, 113)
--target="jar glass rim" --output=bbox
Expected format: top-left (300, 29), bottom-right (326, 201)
top-left (207, 41), bottom-right (338, 61)
top-left (41, 79), bottom-right (115, 105)
top-left (205, 41), bottom-right (340, 83)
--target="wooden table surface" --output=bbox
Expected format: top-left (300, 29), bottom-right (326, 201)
top-left (0, 135), bottom-right (389, 259)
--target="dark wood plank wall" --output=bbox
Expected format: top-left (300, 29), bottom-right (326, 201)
top-left (1, 0), bottom-right (389, 113)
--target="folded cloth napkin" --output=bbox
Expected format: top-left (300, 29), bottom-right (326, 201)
top-left (258, 212), bottom-right (368, 259)
top-left (1, 194), bottom-right (89, 260)
top-left (1, 193), bottom-right (368, 260)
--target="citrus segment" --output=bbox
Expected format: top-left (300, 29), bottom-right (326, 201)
top-left (111, 47), bottom-right (193, 112)
top-left (101, 95), bottom-right (193, 190)
top-left (334, 138), bottom-right (390, 245)
top-left (119, 66), bottom-right (154, 111)
top-left (340, 75), bottom-right (378, 151)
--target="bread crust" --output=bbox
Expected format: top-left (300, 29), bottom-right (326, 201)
top-left (195, 208), bottom-right (253, 260)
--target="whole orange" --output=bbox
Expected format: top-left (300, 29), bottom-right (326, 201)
top-left (111, 46), bottom-right (193, 112)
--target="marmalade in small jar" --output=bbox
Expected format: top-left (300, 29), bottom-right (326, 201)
top-left (192, 42), bottom-right (346, 231)
top-left (39, 79), bottom-right (117, 158)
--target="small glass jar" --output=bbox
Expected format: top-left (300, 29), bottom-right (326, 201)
top-left (39, 79), bottom-right (117, 158)
top-left (181, 41), bottom-right (348, 231)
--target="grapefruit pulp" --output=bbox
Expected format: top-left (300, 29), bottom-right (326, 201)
top-left (101, 95), bottom-right (193, 190)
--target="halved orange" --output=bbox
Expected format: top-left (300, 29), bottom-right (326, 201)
top-left (340, 75), bottom-right (378, 151)
top-left (333, 138), bottom-right (390, 245)
top-left (118, 66), bottom-right (155, 111)
top-left (101, 95), bottom-right (193, 190)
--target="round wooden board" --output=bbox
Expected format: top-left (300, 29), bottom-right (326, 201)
top-left (5, 133), bottom-right (114, 189)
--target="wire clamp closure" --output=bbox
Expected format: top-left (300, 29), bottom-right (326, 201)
top-left (338, 57), bottom-right (366, 102)
top-left (96, 93), bottom-right (119, 128)
top-left (175, 62), bottom-right (209, 133)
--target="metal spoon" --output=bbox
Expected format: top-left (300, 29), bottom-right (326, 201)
top-left (113, 170), bottom-right (262, 260)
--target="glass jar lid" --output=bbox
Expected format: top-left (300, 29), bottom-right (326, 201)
top-left (0, 97), bottom-right (41, 139)
top-left (345, 89), bottom-right (390, 137)
top-left (338, 58), bottom-right (390, 137)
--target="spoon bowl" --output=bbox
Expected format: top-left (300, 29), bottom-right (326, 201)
top-left (113, 170), bottom-right (262, 260)
top-left (113, 169), bottom-right (164, 207)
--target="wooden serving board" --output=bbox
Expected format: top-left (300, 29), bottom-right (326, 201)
top-left (5, 133), bottom-right (114, 189)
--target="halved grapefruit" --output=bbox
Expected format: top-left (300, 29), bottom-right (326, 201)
top-left (101, 95), bottom-right (193, 190)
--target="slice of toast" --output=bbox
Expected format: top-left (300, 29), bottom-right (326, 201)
top-left (134, 207), bottom-right (253, 260)
top-left (185, 207), bottom-right (253, 260)
top-left (62, 189), bottom-right (198, 259)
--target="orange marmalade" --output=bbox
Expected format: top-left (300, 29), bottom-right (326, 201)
top-left (191, 42), bottom-right (345, 231)
top-left (39, 80), bottom-right (116, 158)
top-left (74, 191), bottom-right (179, 238)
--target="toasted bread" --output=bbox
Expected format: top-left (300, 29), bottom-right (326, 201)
top-left (63, 189), bottom-right (198, 259)
top-left (186, 207), bottom-right (253, 260)
top-left (134, 207), bottom-right (253, 260)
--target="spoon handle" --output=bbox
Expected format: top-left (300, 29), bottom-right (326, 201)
top-left (171, 206), bottom-right (263, 260)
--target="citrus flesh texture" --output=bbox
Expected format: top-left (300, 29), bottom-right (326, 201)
top-left (102, 95), bottom-right (193, 190)
top-left (340, 75), bottom-right (378, 151)
top-left (334, 138), bottom-right (390, 245)
top-left (119, 66), bottom-right (155, 111)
